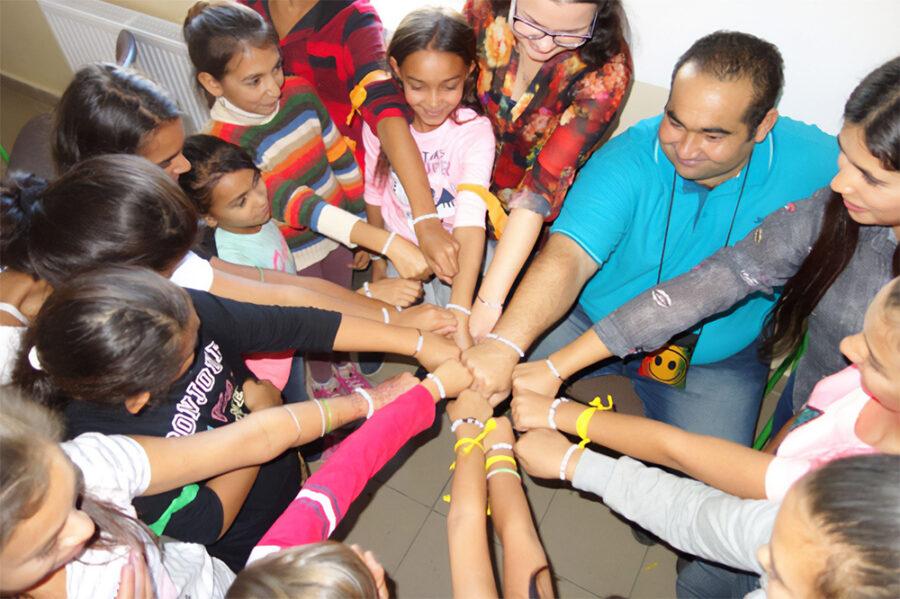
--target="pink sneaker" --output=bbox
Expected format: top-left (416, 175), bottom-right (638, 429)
top-left (332, 362), bottom-right (372, 395)
top-left (310, 375), bottom-right (343, 400)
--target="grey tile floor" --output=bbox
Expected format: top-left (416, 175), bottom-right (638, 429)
top-left (314, 362), bottom-right (784, 599)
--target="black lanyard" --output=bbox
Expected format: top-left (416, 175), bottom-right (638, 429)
top-left (656, 152), bottom-right (753, 285)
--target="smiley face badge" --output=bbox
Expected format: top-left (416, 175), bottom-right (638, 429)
top-left (637, 332), bottom-right (698, 389)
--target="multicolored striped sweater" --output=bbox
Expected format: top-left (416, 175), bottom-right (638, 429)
top-left (207, 76), bottom-right (365, 268)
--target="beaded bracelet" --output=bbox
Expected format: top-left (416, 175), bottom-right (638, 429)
top-left (445, 303), bottom-right (472, 316)
top-left (545, 357), bottom-right (563, 380)
top-left (427, 372), bottom-right (446, 399)
top-left (559, 444), bottom-right (579, 481)
top-left (548, 397), bottom-right (569, 430)
top-left (381, 307), bottom-right (390, 324)
top-left (486, 333), bottom-right (525, 358)
top-left (450, 417), bottom-right (484, 433)
top-left (363, 281), bottom-right (373, 298)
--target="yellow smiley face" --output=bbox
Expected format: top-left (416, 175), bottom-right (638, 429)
top-left (646, 345), bottom-right (689, 386)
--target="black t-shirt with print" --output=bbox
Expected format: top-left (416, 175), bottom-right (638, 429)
top-left (64, 290), bottom-right (342, 571)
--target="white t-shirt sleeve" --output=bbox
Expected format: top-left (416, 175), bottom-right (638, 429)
top-left (62, 433), bottom-right (151, 506)
top-left (169, 251), bottom-right (215, 292)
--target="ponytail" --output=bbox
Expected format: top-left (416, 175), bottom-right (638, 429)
top-left (0, 172), bottom-right (48, 276)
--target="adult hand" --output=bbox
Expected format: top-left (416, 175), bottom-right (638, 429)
top-left (368, 372), bottom-right (420, 410)
top-left (371, 258), bottom-right (388, 282)
top-left (395, 303), bottom-right (457, 336)
top-left (510, 389), bottom-right (555, 432)
top-left (387, 235), bottom-right (432, 280)
top-left (460, 339), bottom-right (519, 403)
top-left (416, 331), bottom-right (462, 372)
top-left (415, 218), bottom-right (460, 284)
top-left (468, 299), bottom-right (502, 341)
top-left (515, 429), bottom-right (582, 482)
top-left (242, 378), bottom-right (283, 412)
top-left (351, 249), bottom-right (371, 271)
top-left (446, 389), bottom-right (493, 424)
top-left (512, 359), bottom-right (563, 397)
top-left (364, 278), bottom-right (423, 308)
top-left (115, 550), bottom-right (154, 599)
top-left (431, 359), bottom-right (474, 398)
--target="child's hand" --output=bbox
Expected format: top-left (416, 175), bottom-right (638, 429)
top-left (388, 235), bottom-right (432, 280)
top-left (431, 359), bottom-right (474, 398)
top-left (451, 311), bottom-right (474, 351)
top-left (512, 359), bottom-right (563, 397)
top-left (396, 303), bottom-right (457, 335)
top-left (416, 331), bottom-right (462, 372)
top-left (515, 429), bottom-right (582, 482)
top-left (468, 299), bottom-right (502, 341)
top-left (351, 249), bottom-right (371, 271)
top-left (367, 278), bottom-right (423, 307)
top-left (350, 545), bottom-right (389, 599)
top-left (242, 378), bottom-right (283, 412)
top-left (510, 389), bottom-right (555, 432)
top-left (369, 372), bottom-right (420, 410)
top-left (416, 218), bottom-right (460, 284)
top-left (446, 389), bottom-right (493, 424)
top-left (484, 415), bottom-right (515, 448)
top-left (116, 549), bottom-right (153, 599)
top-left (371, 258), bottom-right (388, 282)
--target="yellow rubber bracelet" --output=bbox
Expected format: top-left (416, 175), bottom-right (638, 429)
top-left (484, 454), bottom-right (517, 471)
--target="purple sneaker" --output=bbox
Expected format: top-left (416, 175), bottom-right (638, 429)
top-left (310, 375), bottom-right (343, 400)
top-left (332, 362), bottom-right (372, 395)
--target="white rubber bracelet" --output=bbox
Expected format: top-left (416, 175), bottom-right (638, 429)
top-left (486, 333), bottom-right (525, 358)
top-left (487, 468), bottom-right (521, 481)
top-left (445, 303), bottom-right (472, 316)
top-left (546, 358), bottom-right (563, 380)
top-left (414, 331), bottom-right (424, 355)
top-left (363, 281), bottom-right (373, 298)
top-left (355, 387), bottom-right (375, 419)
top-left (487, 442), bottom-right (514, 453)
top-left (450, 417), bottom-right (485, 433)
top-left (411, 213), bottom-right (441, 227)
top-left (380, 231), bottom-right (397, 257)
top-left (282, 405), bottom-right (302, 443)
top-left (477, 295), bottom-right (503, 310)
top-left (548, 397), bottom-right (569, 430)
top-left (313, 399), bottom-right (327, 438)
top-left (426, 372), bottom-right (446, 399)
top-left (382, 307), bottom-right (390, 324)
top-left (370, 254), bottom-right (382, 261)
top-left (559, 444), bottom-right (579, 481)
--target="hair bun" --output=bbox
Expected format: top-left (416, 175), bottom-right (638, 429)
top-left (2, 171), bottom-right (47, 216)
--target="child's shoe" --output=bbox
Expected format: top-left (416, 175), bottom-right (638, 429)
top-left (332, 362), bottom-right (372, 394)
top-left (310, 375), bottom-right (343, 400)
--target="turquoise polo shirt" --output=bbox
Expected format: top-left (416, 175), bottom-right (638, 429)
top-left (552, 114), bottom-right (837, 364)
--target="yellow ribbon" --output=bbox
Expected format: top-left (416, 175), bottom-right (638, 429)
top-left (575, 395), bottom-right (615, 449)
top-left (346, 69), bottom-right (394, 126)
top-left (456, 183), bottom-right (508, 240)
top-left (484, 454), bottom-right (517, 471)
top-left (444, 418), bottom-right (498, 508)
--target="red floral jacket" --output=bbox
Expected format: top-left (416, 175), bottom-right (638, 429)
top-left (464, 0), bottom-right (632, 221)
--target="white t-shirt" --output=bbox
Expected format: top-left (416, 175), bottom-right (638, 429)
top-left (169, 251), bottom-right (215, 292)
top-left (61, 433), bottom-right (235, 599)
top-left (0, 301), bottom-right (28, 384)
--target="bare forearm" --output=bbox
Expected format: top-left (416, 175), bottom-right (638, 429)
top-left (332, 314), bottom-right (419, 355)
top-left (547, 329), bottom-right (614, 380)
top-left (476, 208), bottom-right (542, 305)
top-left (488, 477), bottom-right (548, 599)
top-left (349, 219), bottom-right (392, 254)
top-left (493, 234), bottom-right (597, 349)
top-left (450, 227), bottom-right (486, 307)
top-left (376, 117), bottom-right (434, 217)
top-left (447, 446), bottom-right (496, 598)
top-left (555, 403), bottom-right (771, 498)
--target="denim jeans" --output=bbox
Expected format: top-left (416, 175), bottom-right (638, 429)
top-left (676, 559), bottom-right (762, 598)
top-left (530, 304), bottom-right (768, 446)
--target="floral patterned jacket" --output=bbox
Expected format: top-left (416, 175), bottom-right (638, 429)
top-left (464, 0), bottom-right (632, 221)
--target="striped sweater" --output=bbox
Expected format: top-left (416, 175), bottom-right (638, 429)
top-left (207, 76), bottom-right (365, 268)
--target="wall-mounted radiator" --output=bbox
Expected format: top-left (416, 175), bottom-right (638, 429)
top-left (36, 0), bottom-right (209, 133)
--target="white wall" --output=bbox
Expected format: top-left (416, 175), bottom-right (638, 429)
top-left (372, 0), bottom-right (900, 134)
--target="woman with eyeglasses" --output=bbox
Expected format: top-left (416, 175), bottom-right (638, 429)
top-left (463, 0), bottom-right (632, 340)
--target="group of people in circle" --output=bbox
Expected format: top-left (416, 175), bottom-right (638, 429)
top-left (0, 1), bottom-right (898, 598)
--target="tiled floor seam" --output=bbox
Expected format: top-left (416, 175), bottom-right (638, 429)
top-left (392, 505), bottom-right (440, 575)
top-left (556, 574), bottom-right (603, 599)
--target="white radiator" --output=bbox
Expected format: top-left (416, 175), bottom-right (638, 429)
top-left (36, 0), bottom-right (209, 134)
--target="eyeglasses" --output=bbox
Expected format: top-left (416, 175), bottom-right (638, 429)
top-left (508, 0), bottom-right (598, 50)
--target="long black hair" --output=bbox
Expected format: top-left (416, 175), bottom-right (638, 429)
top-left (11, 266), bottom-right (193, 411)
top-left (53, 63), bottom-right (181, 174)
top-left (179, 134), bottom-right (259, 215)
top-left (761, 56), bottom-right (900, 358)
top-left (26, 154), bottom-right (199, 288)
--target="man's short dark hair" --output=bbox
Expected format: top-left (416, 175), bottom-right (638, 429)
top-left (672, 31), bottom-right (784, 135)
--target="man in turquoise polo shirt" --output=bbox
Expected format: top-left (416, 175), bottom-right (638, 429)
top-left (463, 31), bottom-right (837, 447)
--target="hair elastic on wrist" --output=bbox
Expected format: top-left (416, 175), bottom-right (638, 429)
top-left (559, 444), bottom-right (579, 481)
top-left (450, 417), bottom-right (485, 433)
top-left (282, 405), bottom-right (302, 443)
top-left (355, 387), bottom-right (375, 419)
top-left (426, 372), bottom-right (446, 399)
top-left (545, 358), bottom-right (563, 380)
top-left (411, 212), bottom-right (441, 227)
top-left (445, 303), bottom-right (472, 316)
top-left (487, 467), bottom-right (521, 481)
top-left (363, 281), bottom-right (373, 298)
top-left (321, 399), bottom-right (333, 434)
top-left (312, 399), bottom-right (326, 438)
top-left (380, 231), bottom-right (397, 256)
top-left (486, 333), bottom-right (525, 358)
top-left (548, 397), bottom-right (569, 430)
top-left (381, 307), bottom-right (390, 324)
